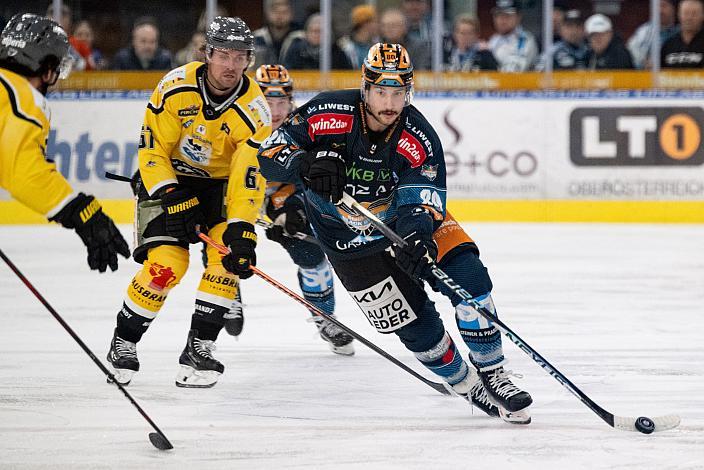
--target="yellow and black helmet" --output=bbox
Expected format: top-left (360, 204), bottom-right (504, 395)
top-left (361, 43), bottom-right (414, 88)
top-left (255, 64), bottom-right (293, 98)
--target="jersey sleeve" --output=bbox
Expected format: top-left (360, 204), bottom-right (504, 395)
top-left (0, 114), bottom-right (73, 217)
top-left (395, 117), bottom-right (447, 223)
top-left (137, 83), bottom-right (182, 196)
top-left (257, 96), bottom-right (322, 184)
top-left (225, 110), bottom-right (271, 224)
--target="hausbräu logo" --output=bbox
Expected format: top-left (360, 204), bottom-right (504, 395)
top-left (570, 107), bottom-right (704, 166)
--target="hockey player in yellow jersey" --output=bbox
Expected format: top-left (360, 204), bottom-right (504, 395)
top-left (107, 16), bottom-right (271, 388)
top-left (0, 13), bottom-right (129, 272)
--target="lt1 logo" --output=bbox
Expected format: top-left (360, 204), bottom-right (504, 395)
top-left (569, 107), bottom-right (704, 166)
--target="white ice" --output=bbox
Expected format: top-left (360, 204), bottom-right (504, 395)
top-left (0, 223), bottom-right (702, 469)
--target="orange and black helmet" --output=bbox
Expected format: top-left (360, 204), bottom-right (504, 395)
top-left (254, 64), bottom-right (293, 98)
top-left (361, 43), bottom-right (414, 88)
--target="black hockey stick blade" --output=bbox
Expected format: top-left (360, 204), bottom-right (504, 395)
top-left (197, 230), bottom-right (451, 396)
top-left (339, 193), bottom-right (681, 433)
top-left (149, 432), bottom-right (174, 450)
top-left (0, 248), bottom-right (175, 449)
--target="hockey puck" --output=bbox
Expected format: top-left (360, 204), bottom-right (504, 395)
top-left (635, 416), bottom-right (655, 434)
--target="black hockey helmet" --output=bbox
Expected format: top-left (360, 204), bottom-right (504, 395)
top-left (0, 13), bottom-right (71, 78)
top-left (206, 16), bottom-right (254, 51)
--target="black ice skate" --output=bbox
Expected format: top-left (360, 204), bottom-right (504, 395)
top-left (310, 315), bottom-right (355, 356)
top-left (223, 289), bottom-right (244, 337)
top-left (175, 329), bottom-right (224, 388)
top-left (450, 369), bottom-right (500, 418)
top-left (106, 329), bottom-right (139, 386)
top-left (479, 366), bottom-right (533, 424)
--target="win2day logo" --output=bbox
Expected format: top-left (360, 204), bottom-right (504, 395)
top-left (570, 107), bottom-right (704, 166)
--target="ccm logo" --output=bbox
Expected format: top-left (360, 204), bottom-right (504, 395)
top-left (397, 130), bottom-right (427, 167)
top-left (308, 113), bottom-right (353, 139)
top-left (570, 107), bottom-right (704, 166)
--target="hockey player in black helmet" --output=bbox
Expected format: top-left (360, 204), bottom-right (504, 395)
top-left (257, 43), bottom-right (532, 423)
top-left (0, 13), bottom-right (130, 272)
top-left (106, 16), bottom-right (272, 388)
top-left (250, 64), bottom-right (355, 355)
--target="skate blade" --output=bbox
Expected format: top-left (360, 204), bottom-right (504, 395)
top-left (328, 342), bottom-right (355, 356)
top-left (107, 368), bottom-right (135, 386)
top-left (499, 407), bottom-right (531, 425)
top-left (175, 365), bottom-right (221, 388)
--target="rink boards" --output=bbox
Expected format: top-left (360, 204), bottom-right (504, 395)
top-left (2, 90), bottom-right (703, 223)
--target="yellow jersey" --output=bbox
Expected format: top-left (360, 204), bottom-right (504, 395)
top-left (138, 61), bottom-right (271, 223)
top-left (0, 67), bottom-right (73, 217)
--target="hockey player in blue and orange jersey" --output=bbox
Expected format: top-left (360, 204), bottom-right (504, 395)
top-left (246, 64), bottom-right (355, 354)
top-left (0, 13), bottom-right (130, 272)
top-left (257, 43), bottom-right (532, 423)
top-left (106, 16), bottom-right (271, 388)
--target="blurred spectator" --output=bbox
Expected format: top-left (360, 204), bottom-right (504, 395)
top-left (552, 0), bottom-right (568, 43)
top-left (628, 0), bottom-right (680, 69)
top-left (46, 3), bottom-right (86, 71)
top-left (379, 9), bottom-right (431, 70)
top-left (535, 10), bottom-right (589, 71)
top-left (112, 17), bottom-right (172, 70)
top-left (488, 0), bottom-right (539, 72)
top-left (175, 31), bottom-right (206, 66)
top-left (72, 20), bottom-right (106, 70)
top-left (339, 5), bottom-right (380, 68)
top-left (443, 14), bottom-right (498, 71)
top-left (402, 0), bottom-right (432, 44)
top-left (661, 0), bottom-right (704, 67)
top-left (254, 0), bottom-right (302, 68)
top-left (282, 14), bottom-right (352, 69)
top-left (585, 14), bottom-right (634, 69)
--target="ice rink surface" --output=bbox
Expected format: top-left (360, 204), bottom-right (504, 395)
top-left (0, 223), bottom-right (702, 469)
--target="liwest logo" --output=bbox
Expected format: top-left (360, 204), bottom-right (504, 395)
top-left (570, 107), bottom-right (704, 166)
top-left (307, 113), bottom-right (353, 139)
top-left (397, 130), bottom-right (426, 167)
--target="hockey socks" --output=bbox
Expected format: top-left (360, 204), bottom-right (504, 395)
top-left (455, 293), bottom-right (506, 371)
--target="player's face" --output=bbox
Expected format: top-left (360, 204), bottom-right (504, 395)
top-left (364, 85), bottom-right (406, 131)
top-left (207, 48), bottom-right (250, 90)
top-left (266, 96), bottom-right (291, 129)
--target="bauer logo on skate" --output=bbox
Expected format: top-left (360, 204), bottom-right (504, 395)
top-left (307, 113), bottom-right (354, 140)
top-left (397, 130), bottom-right (427, 168)
top-left (350, 277), bottom-right (417, 333)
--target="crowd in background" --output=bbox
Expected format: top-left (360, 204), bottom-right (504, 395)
top-left (2, 0), bottom-right (703, 73)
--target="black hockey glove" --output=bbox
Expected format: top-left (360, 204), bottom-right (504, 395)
top-left (160, 186), bottom-right (206, 244)
top-left (265, 198), bottom-right (307, 244)
top-left (298, 148), bottom-right (346, 203)
top-left (391, 232), bottom-right (438, 280)
top-left (49, 193), bottom-right (131, 273)
top-left (222, 222), bottom-right (257, 279)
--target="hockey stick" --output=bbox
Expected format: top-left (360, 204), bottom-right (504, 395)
top-left (254, 218), bottom-right (321, 246)
top-left (0, 248), bottom-right (174, 450)
top-left (196, 230), bottom-right (451, 396)
top-left (105, 171), bottom-right (319, 247)
top-left (339, 192), bottom-right (681, 434)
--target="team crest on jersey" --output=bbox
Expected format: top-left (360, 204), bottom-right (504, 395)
top-left (307, 113), bottom-right (354, 140)
top-left (420, 164), bottom-right (438, 181)
top-left (178, 104), bottom-right (200, 117)
top-left (336, 195), bottom-right (392, 236)
top-left (397, 130), bottom-right (427, 168)
top-left (196, 125), bottom-right (206, 135)
top-left (248, 96), bottom-right (272, 127)
top-left (179, 134), bottom-right (212, 165)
